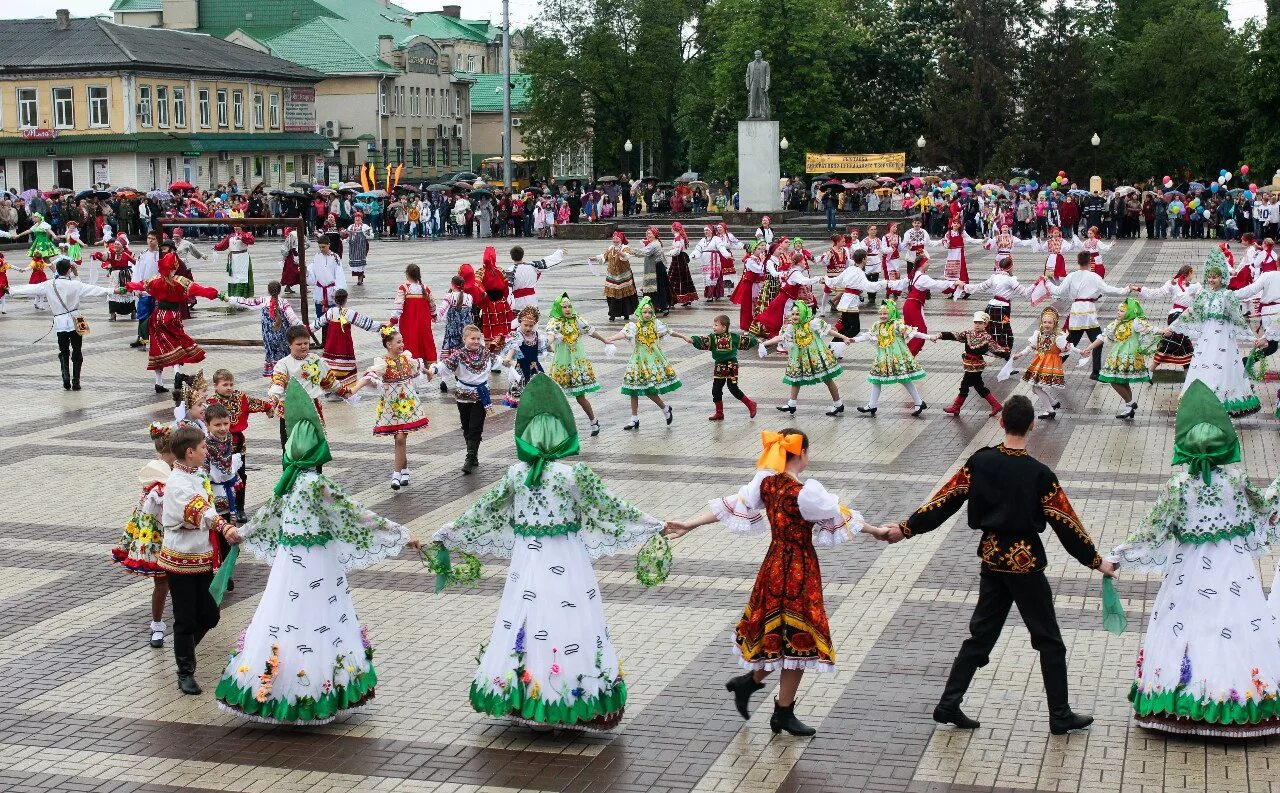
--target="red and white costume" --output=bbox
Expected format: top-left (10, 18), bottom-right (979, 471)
top-left (391, 282), bottom-right (438, 362)
top-left (715, 223), bottom-right (739, 276)
top-left (881, 225), bottom-right (903, 294)
top-left (124, 253), bottom-right (221, 370)
top-left (1074, 230), bottom-right (1114, 278)
top-left (1036, 230), bottom-right (1074, 279)
top-left (312, 305), bottom-right (378, 384)
top-left (884, 265), bottom-right (959, 356)
top-left (731, 244), bottom-right (770, 331)
top-left (280, 229), bottom-right (303, 288)
top-left (942, 227), bottom-right (981, 283)
top-left (479, 245), bottom-right (514, 350)
top-left (750, 253), bottom-right (822, 339)
top-left (694, 226), bottom-right (730, 300)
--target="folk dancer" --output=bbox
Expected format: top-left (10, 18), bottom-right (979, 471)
top-left (1045, 251), bottom-right (1133, 380)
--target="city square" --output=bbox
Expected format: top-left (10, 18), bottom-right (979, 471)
top-left (2, 234), bottom-right (1279, 793)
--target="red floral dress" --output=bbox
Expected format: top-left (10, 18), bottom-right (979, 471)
top-left (710, 470), bottom-right (862, 671)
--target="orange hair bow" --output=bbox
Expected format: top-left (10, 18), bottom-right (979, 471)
top-left (757, 431), bottom-right (804, 472)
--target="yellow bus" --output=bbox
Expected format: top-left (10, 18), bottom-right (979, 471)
top-left (479, 156), bottom-right (543, 189)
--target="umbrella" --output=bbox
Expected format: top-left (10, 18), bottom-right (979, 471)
top-left (338, 181), bottom-right (363, 191)
top-left (689, 180), bottom-right (709, 190)
top-left (115, 190), bottom-right (140, 200)
top-left (290, 181), bottom-right (314, 190)
top-left (877, 176), bottom-right (897, 184)
top-left (1114, 185), bottom-right (1138, 197)
top-left (656, 182), bottom-right (674, 189)
top-left (524, 186), bottom-right (544, 194)
top-left (857, 178), bottom-right (878, 188)
top-left (394, 184), bottom-right (420, 193)
top-left (821, 179), bottom-right (845, 191)
top-left (356, 190), bottom-right (388, 199)
top-left (1068, 189), bottom-right (1090, 197)
top-left (147, 190), bottom-right (172, 201)
top-left (454, 181), bottom-right (473, 188)
top-left (874, 187), bottom-right (894, 196)
top-left (46, 187), bottom-right (73, 196)
top-left (425, 184), bottom-right (449, 193)
top-left (597, 175), bottom-right (618, 183)
top-left (1228, 188), bottom-right (1246, 196)
top-left (72, 189), bottom-right (94, 201)
top-left (1187, 182), bottom-right (1206, 193)
top-left (470, 188), bottom-right (493, 199)
top-left (168, 180), bottom-right (194, 191)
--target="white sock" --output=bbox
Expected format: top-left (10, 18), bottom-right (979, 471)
top-left (832, 399), bottom-right (842, 408)
top-left (867, 384), bottom-right (883, 409)
top-left (150, 620), bottom-right (165, 631)
top-left (904, 382), bottom-right (923, 405)
top-left (787, 398), bottom-right (797, 407)
top-left (154, 369), bottom-right (164, 385)
top-left (174, 364), bottom-right (184, 375)
top-left (1035, 386), bottom-right (1055, 411)
top-left (630, 413), bottom-right (638, 422)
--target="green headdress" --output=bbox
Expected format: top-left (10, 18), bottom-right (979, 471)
top-left (514, 373), bottom-right (580, 486)
top-left (275, 379), bottom-right (332, 497)
top-left (1120, 297), bottom-right (1145, 323)
top-left (883, 298), bottom-right (901, 322)
top-left (792, 300), bottom-right (813, 326)
top-left (792, 237), bottom-right (805, 249)
top-left (632, 295), bottom-right (653, 321)
top-left (1203, 247), bottom-right (1228, 282)
top-left (550, 292), bottom-right (570, 320)
top-left (1171, 379), bottom-right (1240, 484)
top-left (744, 240), bottom-right (759, 254)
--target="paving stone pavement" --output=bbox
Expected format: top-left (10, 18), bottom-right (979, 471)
top-left (2, 232), bottom-right (1279, 793)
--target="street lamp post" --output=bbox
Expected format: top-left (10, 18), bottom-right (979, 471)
top-left (1091, 132), bottom-right (1101, 190)
top-left (916, 135), bottom-right (925, 170)
top-left (624, 138), bottom-right (633, 178)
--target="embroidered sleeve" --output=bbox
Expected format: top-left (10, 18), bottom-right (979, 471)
top-left (352, 311), bottom-right (377, 332)
top-left (707, 470), bottom-right (769, 534)
top-left (738, 333), bottom-right (759, 351)
top-left (432, 467), bottom-right (518, 559)
top-left (183, 494), bottom-right (216, 529)
top-left (317, 359), bottom-right (339, 391)
top-left (572, 463), bottom-right (664, 559)
top-left (310, 310), bottom-right (330, 331)
top-left (1042, 477), bottom-right (1101, 569)
top-left (269, 364), bottom-right (289, 396)
top-left (690, 334), bottom-right (710, 351)
top-left (903, 466), bottom-right (971, 538)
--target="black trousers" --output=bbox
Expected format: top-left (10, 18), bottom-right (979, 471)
top-left (863, 272), bottom-right (879, 306)
top-left (1065, 327), bottom-right (1102, 376)
top-left (957, 371), bottom-right (991, 398)
top-left (711, 377), bottom-right (746, 402)
top-left (56, 330), bottom-right (83, 384)
top-left (457, 401), bottom-right (486, 445)
top-left (168, 571), bottom-right (220, 676)
top-left (939, 568), bottom-right (1069, 711)
top-left (839, 310), bottom-right (861, 339)
top-left (232, 432), bottom-right (248, 517)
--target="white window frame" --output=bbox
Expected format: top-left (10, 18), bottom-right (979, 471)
top-left (52, 87), bottom-right (74, 129)
top-left (253, 91), bottom-right (264, 129)
top-left (155, 85), bottom-right (169, 128)
top-left (198, 89), bottom-right (210, 128)
top-left (87, 85), bottom-right (109, 128)
top-left (379, 83), bottom-right (387, 116)
top-left (216, 89), bottom-right (228, 127)
top-left (173, 87), bottom-right (186, 128)
top-left (268, 92), bottom-right (280, 128)
top-left (17, 87), bottom-right (38, 128)
top-left (454, 91), bottom-right (460, 117)
top-left (137, 85), bottom-right (152, 127)
top-left (466, 55), bottom-right (475, 72)
top-left (232, 90), bottom-right (244, 128)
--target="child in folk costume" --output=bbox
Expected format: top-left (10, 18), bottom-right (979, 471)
top-left (311, 289), bottom-right (379, 389)
top-left (545, 293), bottom-right (613, 437)
top-left (1012, 307), bottom-right (1076, 421)
top-left (501, 306), bottom-right (552, 407)
top-left (960, 256), bottom-right (1030, 359)
top-left (1035, 226), bottom-right (1074, 280)
top-left (123, 242), bottom-right (226, 394)
top-left (93, 236), bottom-right (137, 320)
top-left (1231, 261), bottom-right (1280, 381)
top-left (590, 231), bottom-right (640, 320)
top-left (1108, 380), bottom-right (1280, 738)
top-left (1231, 233), bottom-right (1258, 291)
top-left (479, 245), bottom-right (515, 356)
top-left (1077, 297), bottom-right (1163, 420)
top-left (433, 325), bottom-right (499, 474)
top-left (439, 274), bottom-right (473, 358)
top-left (761, 302), bottom-right (852, 417)
top-left (899, 217), bottom-right (937, 277)
top-left (227, 281), bottom-right (303, 377)
top-left (507, 245), bottom-right (566, 313)
top-left (0, 252), bottom-right (10, 313)
top-left (881, 222), bottom-right (904, 300)
top-left (665, 430), bottom-right (889, 736)
top-left (882, 255), bottom-right (962, 356)
top-left (209, 369), bottom-right (274, 522)
top-left (750, 242), bottom-right (824, 340)
top-left (306, 236), bottom-right (346, 321)
top-left (933, 312), bottom-right (1009, 416)
top-left (61, 221), bottom-right (86, 282)
top-left (790, 239), bottom-right (818, 306)
top-left (666, 222), bottom-right (698, 307)
top-left (1142, 264), bottom-right (1199, 370)
top-left (941, 218), bottom-right (982, 285)
top-left (855, 299), bottom-right (930, 417)
top-left (345, 210), bottom-right (373, 286)
top-left (1045, 251), bottom-right (1134, 379)
top-left (604, 296), bottom-right (687, 430)
top-left (982, 223), bottom-right (1035, 269)
top-left (269, 325), bottom-right (345, 448)
top-left (429, 373), bottom-right (669, 732)
top-left (685, 314), bottom-right (759, 420)
top-left (107, 253), bottom-right (138, 322)
top-left (389, 264), bottom-right (437, 364)
top-left (1160, 251), bottom-right (1261, 416)
top-left (458, 262), bottom-right (489, 326)
top-left (214, 224), bottom-right (256, 298)
top-left (279, 228), bottom-right (304, 294)
top-left (1074, 226), bottom-right (1114, 277)
top-left (13, 213), bottom-right (58, 306)
top-left (216, 380), bottom-right (417, 725)
top-left (346, 327), bottom-right (432, 490)
top-left (694, 225), bottom-right (729, 301)
top-left (111, 422), bottom-right (176, 649)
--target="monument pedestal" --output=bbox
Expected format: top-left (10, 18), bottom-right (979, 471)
top-left (738, 120), bottom-right (780, 213)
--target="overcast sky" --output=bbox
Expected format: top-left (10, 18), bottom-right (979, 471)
top-left (15, 0), bottom-right (1269, 30)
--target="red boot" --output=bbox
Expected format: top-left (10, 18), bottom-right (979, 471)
top-left (983, 392), bottom-right (1002, 416)
top-left (708, 401), bottom-right (725, 421)
top-left (742, 395), bottom-right (758, 418)
top-left (943, 394), bottom-right (967, 415)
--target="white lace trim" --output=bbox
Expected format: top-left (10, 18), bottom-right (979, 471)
top-left (215, 699), bottom-right (370, 726)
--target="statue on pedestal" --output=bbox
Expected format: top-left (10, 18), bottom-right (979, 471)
top-left (745, 50), bottom-right (770, 120)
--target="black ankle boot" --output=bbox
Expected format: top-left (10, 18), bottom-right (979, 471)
top-left (71, 360), bottom-right (82, 391)
top-left (769, 699), bottom-right (816, 736)
top-left (1049, 707), bottom-right (1093, 735)
top-left (59, 355), bottom-right (71, 390)
top-left (177, 673), bottom-right (202, 695)
top-left (724, 673), bottom-right (765, 720)
top-left (933, 704), bottom-right (980, 729)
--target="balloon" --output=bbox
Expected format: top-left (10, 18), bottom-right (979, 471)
top-left (1190, 198), bottom-right (1199, 208)
top-left (1226, 171), bottom-right (1232, 181)
top-left (1202, 208), bottom-right (1210, 217)
top-left (1220, 168), bottom-right (1228, 176)
top-left (1058, 170), bottom-right (1066, 177)
top-left (1245, 190), bottom-right (1255, 200)
top-left (1250, 182), bottom-right (1258, 191)
top-left (1211, 183), bottom-right (1219, 193)
top-left (1242, 164), bottom-right (1250, 175)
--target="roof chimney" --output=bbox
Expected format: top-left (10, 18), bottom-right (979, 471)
top-left (56, 8), bottom-right (71, 29)
top-left (440, 5), bottom-right (461, 17)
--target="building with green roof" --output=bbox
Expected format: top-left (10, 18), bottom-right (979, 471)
top-left (112, 0), bottom-right (528, 183)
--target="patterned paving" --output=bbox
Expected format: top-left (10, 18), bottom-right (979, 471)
top-left (2, 233), bottom-right (1280, 793)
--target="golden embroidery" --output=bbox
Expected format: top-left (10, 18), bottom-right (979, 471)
top-left (1002, 541), bottom-right (1039, 573)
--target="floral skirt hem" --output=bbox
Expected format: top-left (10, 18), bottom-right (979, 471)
top-left (867, 369), bottom-right (926, 386)
top-left (620, 379), bottom-right (682, 397)
top-left (373, 416), bottom-right (431, 435)
top-left (784, 367), bottom-right (843, 387)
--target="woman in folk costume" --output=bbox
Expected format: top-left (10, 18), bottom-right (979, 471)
top-left (604, 296), bottom-right (687, 430)
top-left (345, 210), bottom-right (373, 286)
top-left (959, 255), bottom-right (1030, 359)
top-left (545, 293), bottom-right (614, 437)
top-left (216, 380), bottom-right (417, 725)
top-left (389, 263), bottom-right (438, 364)
top-left (760, 302), bottom-right (852, 417)
top-left (317, 213), bottom-right (345, 259)
top-left (941, 217), bottom-right (982, 285)
top-left (1077, 297), bottom-right (1163, 420)
top-left (665, 430), bottom-right (889, 737)
top-left (732, 241), bottom-right (769, 331)
top-left (820, 234), bottom-right (848, 314)
top-left (854, 299), bottom-right (930, 417)
top-left (639, 226), bottom-right (672, 315)
top-left (716, 222), bottom-right (740, 286)
top-left (753, 238), bottom-right (786, 318)
top-left (279, 229), bottom-right (303, 294)
top-left (1231, 234), bottom-right (1258, 292)
top-left (750, 240), bottom-right (824, 340)
top-left (214, 224), bottom-right (256, 298)
top-left (789, 239), bottom-right (819, 307)
top-left (1012, 306), bottom-right (1077, 420)
top-left (666, 222), bottom-right (698, 307)
top-left (1075, 226), bottom-right (1114, 277)
top-left (1156, 249), bottom-right (1260, 416)
top-left (429, 373), bottom-right (670, 732)
top-left (1141, 264), bottom-right (1199, 371)
top-left (882, 254), bottom-right (962, 356)
top-left (880, 222), bottom-right (904, 300)
top-left (479, 246), bottom-right (515, 357)
top-left (123, 241), bottom-right (226, 394)
top-left (982, 223), bottom-right (1035, 270)
top-left (694, 225), bottom-right (730, 301)
top-left (501, 306), bottom-right (552, 407)
top-left (1108, 380), bottom-right (1280, 738)
top-left (590, 231), bottom-right (640, 321)
top-left (458, 262), bottom-right (489, 326)
top-left (1034, 226), bottom-right (1074, 280)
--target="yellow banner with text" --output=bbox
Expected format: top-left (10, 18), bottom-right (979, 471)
top-left (805, 152), bottom-right (906, 174)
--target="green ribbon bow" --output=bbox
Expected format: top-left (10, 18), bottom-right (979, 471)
top-left (515, 433), bottom-right (581, 487)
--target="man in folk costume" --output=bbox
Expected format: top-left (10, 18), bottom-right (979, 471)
top-left (1045, 251), bottom-right (1133, 380)
top-left (507, 245), bottom-right (566, 313)
top-left (8, 256), bottom-right (114, 391)
top-left (479, 245), bottom-right (515, 359)
top-left (214, 223), bottom-right (255, 298)
top-left (861, 225), bottom-right (883, 307)
top-left (1036, 226), bottom-right (1074, 281)
top-left (884, 255), bottom-right (961, 357)
top-left (960, 256), bottom-right (1030, 359)
top-left (306, 236), bottom-right (346, 331)
top-left (1232, 261), bottom-right (1280, 370)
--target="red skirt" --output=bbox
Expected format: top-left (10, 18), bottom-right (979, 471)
top-left (1229, 268), bottom-right (1253, 290)
top-left (29, 268), bottom-right (48, 285)
top-left (146, 309), bottom-right (206, 370)
top-left (481, 298), bottom-right (514, 350)
top-left (280, 251), bottom-right (300, 287)
top-left (751, 291), bottom-right (791, 340)
top-left (321, 323), bottom-right (357, 379)
top-left (400, 295), bottom-right (437, 363)
top-left (903, 297), bottom-right (928, 356)
top-left (731, 271), bottom-right (765, 331)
